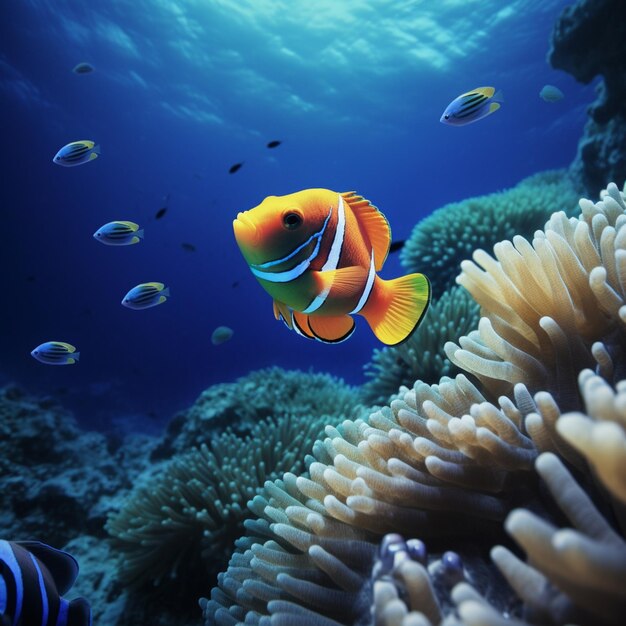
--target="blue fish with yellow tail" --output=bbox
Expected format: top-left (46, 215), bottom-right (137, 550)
top-left (122, 282), bottom-right (170, 310)
top-left (233, 189), bottom-right (431, 345)
top-left (31, 341), bottom-right (79, 365)
top-left (53, 141), bottom-right (100, 167)
top-left (440, 87), bottom-right (503, 126)
top-left (0, 539), bottom-right (92, 625)
top-left (94, 221), bottom-right (144, 246)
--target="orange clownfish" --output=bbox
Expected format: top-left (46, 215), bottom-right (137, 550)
top-left (233, 189), bottom-right (431, 345)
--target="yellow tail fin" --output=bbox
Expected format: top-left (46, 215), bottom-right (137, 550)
top-left (361, 273), bottom-right (431, 345)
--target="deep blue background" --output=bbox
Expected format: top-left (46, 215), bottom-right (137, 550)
top-left (0, 0), bottom-right (597, 431)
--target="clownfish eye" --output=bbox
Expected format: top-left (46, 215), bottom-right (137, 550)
top-left (283, 211), bottom-right (303, 230)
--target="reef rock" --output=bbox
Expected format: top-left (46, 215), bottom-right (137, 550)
top-left (549, 0), bottom-right (626, 195)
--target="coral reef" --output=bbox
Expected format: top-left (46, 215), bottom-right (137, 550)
top-left (156, 367), bottom-right (360, 458)
top-left (106, 410), bottom-right (344, 599)
top-left (362, 287), bottom-right (480, 406)
top-left (399, 170), bottom-right (581, 298)
top-left (202, 182), bottom-right (626, 626)
top-left (549, 0), bottom-right (626, 195)
top-left (445, 181), bottom-right (626, 408)
top-left (0, 384), bottom-right (153, 546)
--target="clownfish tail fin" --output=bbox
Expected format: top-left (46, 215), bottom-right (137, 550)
top-left (360, 273), bottom-right (431, 345)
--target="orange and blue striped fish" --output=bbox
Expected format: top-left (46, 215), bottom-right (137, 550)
top-left (0, 539), bottom-right (92, 625)
top-left (233, 189), bottom-right (431, 345)
top-left (440, 87), bottom-right (503, 126)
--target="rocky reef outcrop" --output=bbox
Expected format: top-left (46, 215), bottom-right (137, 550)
top-left (549, 0), bottom-right (626, 195)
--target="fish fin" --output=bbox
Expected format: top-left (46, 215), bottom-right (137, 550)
top-left (272, 300), bottom-right (281, 320)
top-left (68, 597), bottom-right (92, 626)
top-left (461, 86), bottom-right (494, 98)
top-left (161, 287), bottom-right (170, 297)
top-left (312, 265), bottom-right (368, 299)
top-left (88, 152), bottom-right (98, 161)
top-left (92, 144), bottom-right (101, 155)
top-left (492, 89), bottom-right (504, 103)
top-left (275, 301), bottom-right (293, 329)
top-left (307, 314), bottom-right (355, 343)
top-left (58, 342), bottom-right (76, 352)
top-left (16, 541), bottom-right (79, 595)
top-left (81, 140), bottom-right (95, 149)
top-left (147, 282), bottom-right (165, 290)
top-left (66, 358), bottom-right (76, 364)
top-left (291, 310), bottom-right (315, 339)
top-left (119, 221), bottom-right (138, 230)
top-left (488, 102), bottom-right (501, 114)
top-left (73, 352), bottom-right (80, 362)
top-left (157, 295), bottom-right (167, 304)
top-left (131, 236), bottom-right (140, 244)
top-left (360, 273), bottom-right (431, 345)
top-left (341, 192), bottom-right (391, 271)
top-left (135, 229), bottom-right (144, 238)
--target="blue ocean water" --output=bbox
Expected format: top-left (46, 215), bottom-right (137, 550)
top-left (0, 0), bottom-right (596, 431)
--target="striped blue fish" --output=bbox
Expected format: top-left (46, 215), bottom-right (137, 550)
top-left (53, 141), bottom-right (100, 167)
top-left (0, 540), bottom-right (91, 626)
top-left (440, 87), bottom-right (503, 126)
top-left (31, 342), bottom-right (80, 365)
top-left (122, 282), bottom-right (170, 310)
top-left (93, 221), bottom-right (144, 246)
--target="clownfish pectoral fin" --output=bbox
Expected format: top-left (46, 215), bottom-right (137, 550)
top-left (311, 266), bottom-right (367, 299)
top-left (341, 192), bottom-right (391, 271)
top-left (307, 314), bottom-right (355, 343)
top-left (360, 273), bottom-right (431, 346)
top-left (273, 300), bottom-right (294, 329)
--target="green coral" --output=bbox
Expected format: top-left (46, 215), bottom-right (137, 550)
top-left (362, 286), bottom-right (480, 405)
top-left (400, 169), bottom-right (582, 297)
top-left (106, 367), bottom-right (361, 603)
top-left (159, 367), bottom-right (360, 455)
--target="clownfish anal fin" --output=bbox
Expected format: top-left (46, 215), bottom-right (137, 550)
top-left (313, 266), bottom-right (367, 299)
top-left (308, 314), bottom-right (355, 343)
top-left (341, 191), bottom-right (391, 271)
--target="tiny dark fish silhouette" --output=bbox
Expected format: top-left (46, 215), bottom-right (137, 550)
top-left (389, 240), bottom-right (406, 253)
top-left (181, 242), bottom-right (196, 252)
top-left (267, 140), bottom-right (281, 148)
top-left (156, 193), bottom-right (170, 219)
top-left (229, 162), bottom-right (243, 174)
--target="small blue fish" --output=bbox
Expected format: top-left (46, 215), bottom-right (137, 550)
top-left (539, 84), bottom-right (564, 103)
top-left (0, 539), bottom-right (92, 626)
top-left (440, 87), bottom-right (503, 126)
top-left (53, 141), bottom-right (100, 167)
top-left (122, 282), bottom-right (170, 310)
top-left (94, 221), bottom-right (144, 246)
top-left (31, 341), bottom-right (80, 365)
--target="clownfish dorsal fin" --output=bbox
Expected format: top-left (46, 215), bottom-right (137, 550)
top-left (341, 191), bottom-right (391, 271)
top-left (16, 541), bottom-right (79, 595)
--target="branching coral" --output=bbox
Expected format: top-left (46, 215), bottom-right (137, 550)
top-left (202, 183), bottom-right (626, 626)
top-left (445, 181), bottom-right (626, 409)
top-left (399, 170), bottom-right (582, 298)
top-left (106, 410), bottom-right (340, 600)
top-left (362, 287), bottom-right (480, 406)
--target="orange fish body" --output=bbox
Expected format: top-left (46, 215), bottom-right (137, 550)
top-left (233, 188), bottom-right (430, 345)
